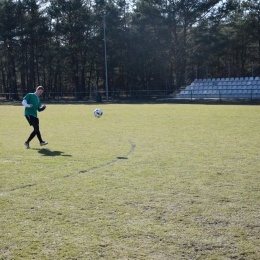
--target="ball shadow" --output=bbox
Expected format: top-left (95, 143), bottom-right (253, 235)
top-left (117, 157), bottom-right (128, 159)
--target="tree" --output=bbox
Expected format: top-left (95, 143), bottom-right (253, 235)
top-left (243, 0), bottom-right (260, 76)
top-left (48, 0), bottom-right (95, 99)
top-left (0, 0), bottom-right (19, 99)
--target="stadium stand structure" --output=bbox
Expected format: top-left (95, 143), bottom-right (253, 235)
top-left (175, 77), bottom-right (260, 100)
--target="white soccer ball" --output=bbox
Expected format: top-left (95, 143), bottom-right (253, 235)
top-left (93, 108), bottom-right (103, 118)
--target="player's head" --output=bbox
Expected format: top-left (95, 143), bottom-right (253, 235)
top-left (35, 86), bottom-right (44, 96)
top-left (37, 86), bottom-right (44, 91)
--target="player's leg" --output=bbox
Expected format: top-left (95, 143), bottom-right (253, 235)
top-left (24, 116), bottom-right (47, 147)
top-left (24, 116), bottom-right (36, 148)
top-left (33, 117), bottom-right (48, 146)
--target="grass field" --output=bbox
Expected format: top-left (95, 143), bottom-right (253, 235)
top-left (0, 102), bottom-right (260, 259)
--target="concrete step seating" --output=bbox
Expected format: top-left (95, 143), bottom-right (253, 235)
top-left (176, 77), bottom-right (260, 99)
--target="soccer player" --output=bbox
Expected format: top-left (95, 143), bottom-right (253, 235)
top-left (22, 86), bottom-right (48, 149)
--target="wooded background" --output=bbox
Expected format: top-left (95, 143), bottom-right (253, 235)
top-left (0, 0), bottom-right (259, 100)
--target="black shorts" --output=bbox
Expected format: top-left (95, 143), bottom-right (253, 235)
top-left (25, 115), bottom-right (39, 126)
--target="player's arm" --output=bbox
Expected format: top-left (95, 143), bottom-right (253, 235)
top-left (38, 105), bottom-right (46, 112)
top-left (22, 99), bottom-right (33, 108)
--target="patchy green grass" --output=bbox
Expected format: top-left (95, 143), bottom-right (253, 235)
top-left (0, 103), bottom-right (260, 259)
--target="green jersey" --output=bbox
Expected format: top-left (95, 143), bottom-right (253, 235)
top-left (23, 93), bottom-right (42, 118)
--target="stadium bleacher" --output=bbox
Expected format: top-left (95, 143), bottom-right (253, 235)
top-left (176, 77), bottom-right (260, 99)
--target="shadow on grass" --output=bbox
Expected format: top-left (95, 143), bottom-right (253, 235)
top-left (117, 157), bottom-right (128, 159)
top-left (34, 148), bottom-right (72, 157)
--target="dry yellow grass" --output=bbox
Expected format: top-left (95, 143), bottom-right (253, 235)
top-left (0, 103), bottom-right (260, 259)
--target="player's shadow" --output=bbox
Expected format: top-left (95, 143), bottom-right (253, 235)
top-left (35, 148), bottom-right (72, 157)
top-left (117, 157), bottom-right (128, 159)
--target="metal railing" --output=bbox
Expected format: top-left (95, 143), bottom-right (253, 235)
top-left (2, 88), bottom-right (260, 102)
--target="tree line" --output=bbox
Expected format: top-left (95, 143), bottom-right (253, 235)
top-left (0, 0), bottom-right (259, 100)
